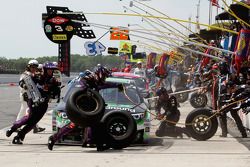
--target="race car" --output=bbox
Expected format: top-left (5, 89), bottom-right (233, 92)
top-left (52, 77), bottom-right (151, 145)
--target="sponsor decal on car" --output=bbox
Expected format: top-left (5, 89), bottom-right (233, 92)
top-left (105, 106), bottom-right (136, 112)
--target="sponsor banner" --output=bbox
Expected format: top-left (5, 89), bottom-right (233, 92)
top-left (44, 14), bottom-right (74, 44)
top-left (110, 27), bottom-right (130, 40)
top-left (119, 41), bottom-right (132, 53)
top-left (107, 47), bottom-right (118, 54)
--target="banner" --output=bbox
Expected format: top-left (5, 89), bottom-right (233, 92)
top-left (110, 27), bottom-right (130, 40)
top-left (146, 52), bottom-right (157, 69)
top-left (119, 41), bottom-right (132, 53)
top-left (234, 29), bottom-right (250, 73)
top-left (157, 53), bottom-right (170, 79)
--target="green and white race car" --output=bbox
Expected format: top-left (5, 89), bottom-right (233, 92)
top-left (52, 77), bottom-right (151, 145)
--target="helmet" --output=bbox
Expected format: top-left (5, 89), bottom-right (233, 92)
top-left (95, 66), bottom-right (112, 81)
top-left (137, 61), bottom-right (142, 65)
top-left (154, 64), bottom-right (159, 71)
top-left (28, 59), bottom-right (39, 67)
top-left (52, 61), bottom-right (58, 67)
top-left (37, 64), bottom-right (43, 72)
top-left (156, 87), bottom-right (168, 96)
top-left (38, 64), bottom-right (43, 69)
top-left (79, 70), bottom-right (94, 79)
top-left (43, 62), bottom-right (58, 69)
top-left (218, 61), bottom-right (229, 75)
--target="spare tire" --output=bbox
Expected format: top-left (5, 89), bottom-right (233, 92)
top-left (190, 92), bottom-right (207, 108)
top-left (174, 87), bottom-right (189, 103)
top-left (101, 110), bottom-right (137, 149)
top-left (185, 108), bottom-right (218, 141)
top-left (66, 88), bottom-right (105, 127)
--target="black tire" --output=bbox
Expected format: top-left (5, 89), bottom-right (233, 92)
top-left (101, 110), bottom-right (137, 149)
top-left (190, 92), bottom-right (208, 108)
top-left (174, 87), bottom-right (189, 103)
top-left (185, 108), bottom-right (218, 141)
top-left (66, 88), bottom-right (105, 127)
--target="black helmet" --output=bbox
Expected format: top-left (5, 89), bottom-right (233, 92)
top-left (95, 66), bottom-right (112, 82)
top-left (156, 87), bottom-right (168, 96)
top-left (218, 61), bottom-right (229, 75)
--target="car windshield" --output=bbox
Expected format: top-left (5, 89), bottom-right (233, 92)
top-left (100, 87), bottom-right (141, 105)
top-left (134, 78), bottom-right (146, 89)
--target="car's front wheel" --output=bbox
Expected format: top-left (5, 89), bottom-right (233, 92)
top-left (101, 110), bottom-right (137, 149)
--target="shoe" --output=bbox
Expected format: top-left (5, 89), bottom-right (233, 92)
top-left (242, 133), bottom-right (247, 138)
top-left (12, 136), bottom-right (23, 144)
top-left (219, 134), bottom-right (227, 138)
top-left (48, 136), bottom-right (55, 151)
top-left (6, 129), bottom-right (13, 137)
top-left (33, 127), bottom-right (46, 133)
top-left (96, 145), bottom-right (109, 152)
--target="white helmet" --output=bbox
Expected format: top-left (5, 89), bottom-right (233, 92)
top-left (38, 64), bottom-right (43, 70)
top-left (137, 61), bottom-right (142, 65)
top-left (28, 59), bottom-right (39, 66)
top-left (154, 64), bottom-right (159, 71)
top-left (52, 61), bottom-right (58, 67)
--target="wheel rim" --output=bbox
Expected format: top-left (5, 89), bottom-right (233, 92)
top-left (107, 117), bottom-right (128, 137)
top-left (177, 93), bottom-right (187, 102)
top-left (76, 94), bottom-right (99, 113)
top-left (192, 114), bottom-right (212, 134)
top-left (194, 95), bottom-right (205, 106)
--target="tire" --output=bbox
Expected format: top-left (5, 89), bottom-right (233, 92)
top-left (190, 92), bottom-right (207, 108)
top-left (185, 108), bottom-right (218, 141)
top-left (66, 88), bottom-right (105, 127)
top-left (101, 110), bottom-right (137, 149)
top-left (174, 87), bottom-right (189, 103)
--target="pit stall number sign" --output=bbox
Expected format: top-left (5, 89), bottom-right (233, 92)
top-left (84, 41), bottom-right (106, 56)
